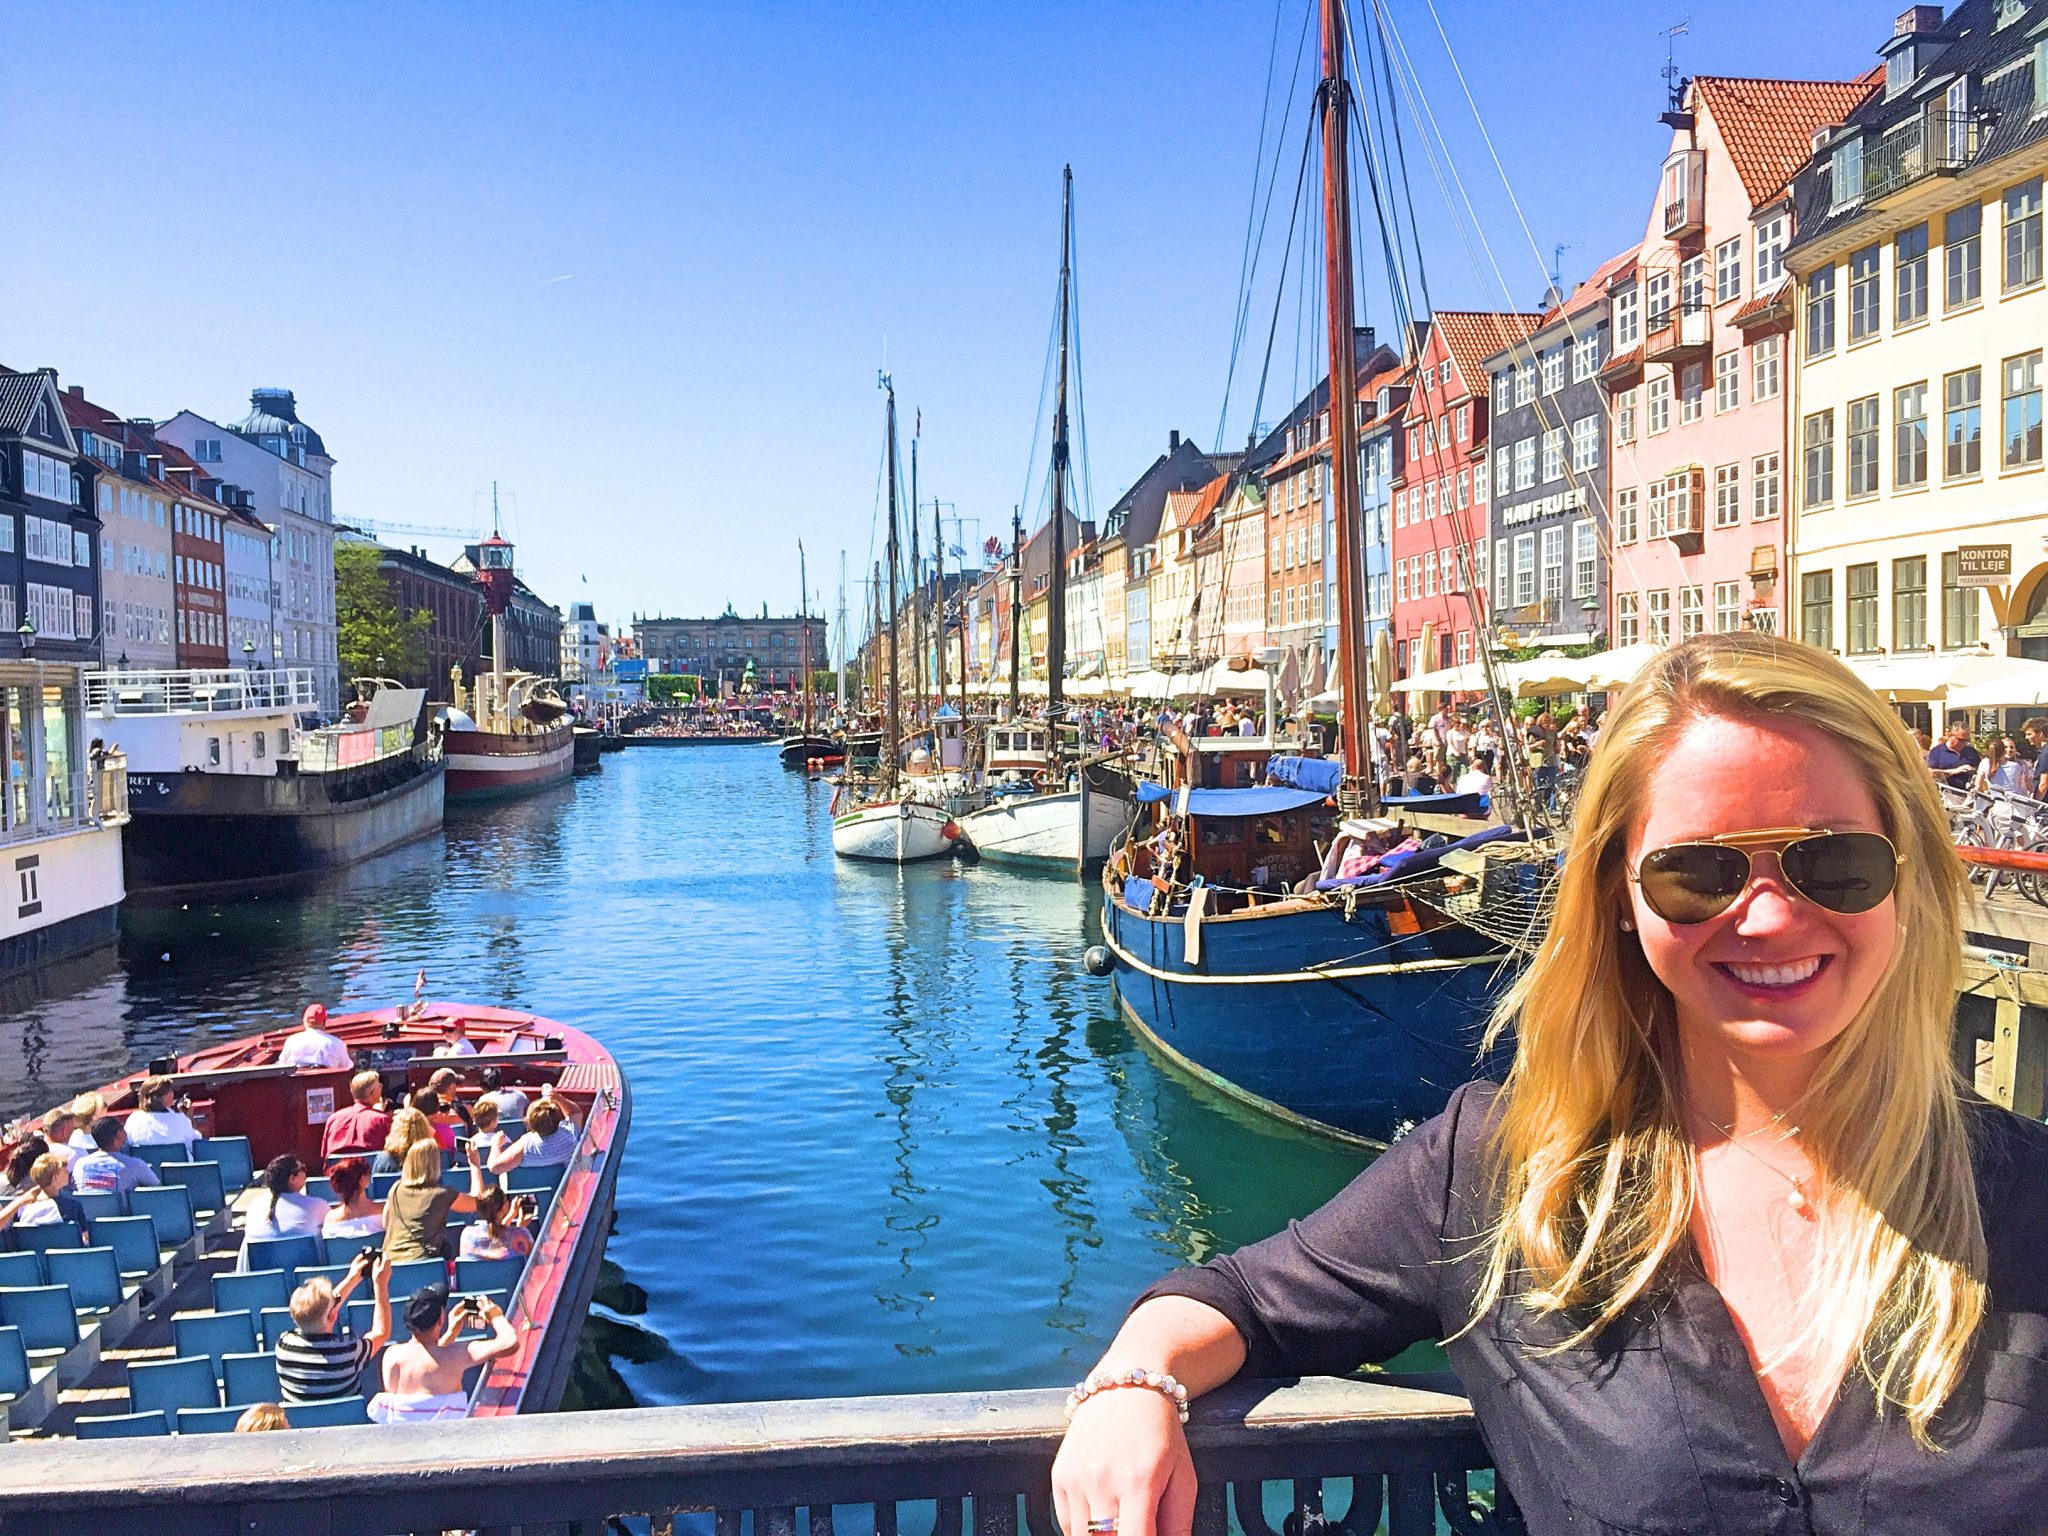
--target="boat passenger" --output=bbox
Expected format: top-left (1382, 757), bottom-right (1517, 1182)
top-left (242, 1155), bottom-right (329, 1263)
top-left (371, 1107), bottom-right (436, 1175)
top-left (382, 1139), bottom-right (485, 1263)
top-left (275, 1250), bottom-right (392, 1404)
top-left (476, 1067), bottom-right (528, 1125)
top-left (0, 1153), bottom-right (86, 1233)
top-left (71, 1117), bottom-right (163, 1198)
top-left (121, 1076), bottom-right (199, 1158)
top-left (276, 1004), bottom-right (353, 1071)
top-left (466, 1100), bottom-right (510, 1170)
top-left (430, 1017), bottom-right (479, 1058)
top-left (321, 1071), bottom-right (394, 1165)
top-left (1, 1138), bottom-right (47, 1199)
top-left (425, 1068), bottom-right (475, 1135)
top-left (321, 1157), bottom-right (385, 1241)
top-left (487, 1089), bottom-right (581, 1174)
top-left (410, 1090), bottom-right (458, 1151)
top-left (64, 1094), bottom-right (106, 1151)
top-left (37, 1108), bottom-right (79, 1166)
top-left (234, 1404), bottom-right (290, 1433)
top-left (458, 1187), bottom-right (535, 1262)
top-left (368, 1283), bottom-right (519, 1424)
top-left (1052, 631), bottom-right (2048, 1536)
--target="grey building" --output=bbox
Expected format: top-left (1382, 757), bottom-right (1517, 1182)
top-left (638, 607), bottom-right (828, 690)
top-left (0, 368), bottom-right (103, 663)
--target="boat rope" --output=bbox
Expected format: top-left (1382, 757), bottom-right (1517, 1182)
top-left (1095, 918), bottom-right (1492, 986)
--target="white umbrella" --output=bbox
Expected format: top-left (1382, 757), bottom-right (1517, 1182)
top-left (1207, 664), bottom-right (1274, 695)
top-left (1922, 658), bottom-right (2048, 709)
top-left (1124, 668), bottom-right (1174, 698)
top-left (1843, 651), bottom-right (2048, 703)
top-left (1398, 661), bottom-right (1494, 694)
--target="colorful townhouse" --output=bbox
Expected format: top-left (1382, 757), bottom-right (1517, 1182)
top-left (59, 386), bottom-right (179, 669)
top-left (1217, 472), bottom-right (1268, 663)
top-left (1602, 71), bottom-right (1879, 648)
top-left (1391, 312), bottom-right (1540, 678)
top-left (1095, 433), bottom-right (1217, 678)
top-left (1785, 1), bottom-right (2048, 665)
top-left (1342, 362), bottom-right (1412, 678)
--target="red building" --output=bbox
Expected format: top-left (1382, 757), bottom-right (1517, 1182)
top-left (1389, 311), bottom-right (1542, 680)
top-left (171, 471), bottom-right (228, 667)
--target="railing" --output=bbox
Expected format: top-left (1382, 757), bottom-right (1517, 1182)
top-left (93, 749), bottom-right (129, 824)
top-left (82, 667), bottom-right (319, 715)
top-left (1641, 301), bottom-right (1709, 362)
top-left (0, 753), bottom-right (129, 844)
top-left (1865, 111), bottom-right (1980, 202)
top-left (0, 1378), bottom-right (1509, 1536)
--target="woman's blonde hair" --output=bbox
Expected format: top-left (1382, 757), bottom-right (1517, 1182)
top-left (382, 1107), bottom-right (434, 1160)
top-left (1474, 632), bottom-right (1984, 1441)
top-left (234, 1403), bottom-right (290, 1433)
top-left (400, 1137), bottom-right (442, 1188)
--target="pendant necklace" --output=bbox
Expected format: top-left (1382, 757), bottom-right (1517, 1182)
top-left (1691, 1106), bottom-right (1814, 1214)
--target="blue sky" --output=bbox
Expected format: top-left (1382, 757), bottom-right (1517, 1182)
top-left (4, 1), bottom-right (1888, 633)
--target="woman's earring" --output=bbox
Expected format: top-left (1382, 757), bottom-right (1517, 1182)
top-left (1619, 917), bottom-right (1636, 932)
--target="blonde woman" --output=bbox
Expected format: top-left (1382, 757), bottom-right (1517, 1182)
top-left (381, 1137), bottom-right (485, 1263)
top-left (1052, 633), bottom-right (2047, 1534)
top-left (371, 1107), bottom-right (436, 1175)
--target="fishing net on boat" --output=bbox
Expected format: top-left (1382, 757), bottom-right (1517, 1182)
top-left (1412, 841), bottom-right (1561, 958)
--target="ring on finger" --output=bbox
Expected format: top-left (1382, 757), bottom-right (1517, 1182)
top-left (1086, 1520), bottom-right (1119, 1534)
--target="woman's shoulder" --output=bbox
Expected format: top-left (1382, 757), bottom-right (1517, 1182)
top-left (1967, 1096), bottom-right (2048, 1203)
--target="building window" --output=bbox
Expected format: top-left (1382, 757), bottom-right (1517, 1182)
top-left (1541, 429), bottom-right (1564, 483)
top-left (1714, 463), bottom-right (1741, 527)
top-left (1807, 267), bottom-right (1837, 355)
top-left (1849, 244), bottom-right (1882, 341)
top-left (1680, 253), bottom-right (1707, 316)
top-left (1573, 335), bottom-right (1599, 380)
top-left (1847, 395), bottom-right (1881, 497)
top-left (1830, 135), bottom-right (1864, 212)
top-left (1714, 581), bottom-right (1741, 633)
top-left (1681, 585), bottom-right (1705, 640)
top-left (1802, 570), bottom-right (1835, 650)
top-left (1493, 538), bottom-right (1510, 606)
top-left (1946, 202), bottom-right (1983, 309)
top-left (1513, 532), bottom-right (1536, 605)
top-left (1616, 487), bottom-right (1639, 544)
top-left (1648, 373), bottom-right (1671, 434)
top-left (1945, 368), bottom-right (1983, 479)
top-left (1617, 389), bottom-right (1638, 444)
top-left (1648, 479), bottom-right (1668, 540)
top-left (1514, 438), bottom-right (1535, 490)
top-left (1682, 362), bottom-right (1707, 423)
top-left (1493, 372), bottom-right (1512, 413)
top-left (1540, 526), bottom-right (1564, 602)
top-left (1753, 453), bottom-right (1781, 520)
top-left (1803, 410), bottom-right (1835, 507)
top-left (1618, 591), bottom-right (1641, 646)
top-left (1515, 364), bottom-right (1535, 407)
top-left (2006, 178), bottom-right (2043, 291)
top-left (1542, 348), bottom-right (1565, 395)
top-left (1648, 589), bottom-right (1672, 646)
top-left (1846, 562), bottom-right (1879, 652)
top-left (1942, 552), bottom-right (1981, 646)
top-left (1752, 334), bottom-right (1781, 401)
top-left (1896, 383), bottom-right (1929, 488)
top-left (1715, 237), bottom-right (1742, 303)
top-left (1571, 415), bottom-right (1598, 472)
top-left (1893, 555), bottom-right (1928, 650)
top-left (2003, 350), bottom-right (2043, 469)
top-left (1715, 350), bottom-right (1740, 413)
top-left (1613, 288), bottom-right (1640, 349)
top-left (1646, 270), bottom-right (1673, 329)
top-left (1755, 214), bottom-right (1787, 288)
top-left (1896, 224), bottom-right (1929, 324)
top-left (1457, 469), bottom-right (1469, 508)
top-left (1572, 519), bottom-right (1596, 599)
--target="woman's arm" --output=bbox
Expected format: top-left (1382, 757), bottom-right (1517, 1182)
top-left (487, 1137), bottom-right (526, 1175)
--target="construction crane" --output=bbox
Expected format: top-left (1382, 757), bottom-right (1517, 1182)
top-left (345, 518), bottom-right (483, 542)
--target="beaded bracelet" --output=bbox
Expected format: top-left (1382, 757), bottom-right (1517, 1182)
top-left (1064, 1366), bottom-right (1191, 1424)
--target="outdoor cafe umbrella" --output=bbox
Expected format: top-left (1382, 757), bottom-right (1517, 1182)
top-left (1843, 650), bottom-right (2048, 703)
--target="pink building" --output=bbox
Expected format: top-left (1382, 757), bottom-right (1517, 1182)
top-left (1603, 73), bottom-right (1877, 645)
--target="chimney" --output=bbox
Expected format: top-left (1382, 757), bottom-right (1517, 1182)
top-left (1895, 4), bottom-right (1941, 34)
top-left (1169, 430), bottom-right (1181, 454)
top-left (66, 385), bottom-right (83, 399)
top-left (1882, 4), bottom-right (1947, 92)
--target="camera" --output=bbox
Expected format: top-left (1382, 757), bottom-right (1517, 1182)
top-left (357, 1245), bottom-right (383, 1267)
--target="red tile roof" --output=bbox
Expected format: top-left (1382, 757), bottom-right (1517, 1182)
top-left (1557, 246), bottom-right (1640, 322)
top-left (1431, 311), bottom-right (1544, 393)
top-left (1693, 73), bottom-right (1882, 205)
top-left (1730, 280), bottom-right (1794, 328)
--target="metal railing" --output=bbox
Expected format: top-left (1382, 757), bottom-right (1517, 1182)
top-left (0, 752), bottom-right (129, 844)
top-left (82, 667), bottom-right (319, 715)
top-left (1865, 111), bottom-right (1981, 202)
top-left (0, 1378), bottom-right (1508, 1536)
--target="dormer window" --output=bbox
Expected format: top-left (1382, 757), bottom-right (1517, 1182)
top-left (1830, 135), bottom-right (1864, 212)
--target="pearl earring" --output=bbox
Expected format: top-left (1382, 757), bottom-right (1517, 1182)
top-left (1620, 918), bottom-right (1635, 932)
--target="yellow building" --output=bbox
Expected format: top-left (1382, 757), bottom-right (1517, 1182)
top-left (1787, 6), bottom-right (2047, 664)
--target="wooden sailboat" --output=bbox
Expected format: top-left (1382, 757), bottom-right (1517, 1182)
top-left (831, 379), bottom-right (962, 863)
top-left (779, 542), bottom-right (839, 768)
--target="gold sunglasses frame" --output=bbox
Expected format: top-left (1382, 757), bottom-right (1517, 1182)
top-left (1626, 826), bottom-right (1906, 919)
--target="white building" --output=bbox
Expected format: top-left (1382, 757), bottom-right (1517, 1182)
top-left (561, 600), bottom-right (602, 701)
top-left (155, 389), bottom-right (339, 712)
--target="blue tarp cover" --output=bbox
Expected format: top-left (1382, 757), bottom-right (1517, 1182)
top-left (1265, 755), bottom-right (1344, 795)
top-left (1133, 783), bottom-right (1330, 817)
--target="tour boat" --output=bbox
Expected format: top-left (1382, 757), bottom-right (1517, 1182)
top-left (90, 669), bottom-right (445, 895)
top-left (442, 530), bottom-right (575, 803)
top-left (955, 722), bottom-right (1128, 872)
top-left (0, 1000), bottom-right (629, 1436)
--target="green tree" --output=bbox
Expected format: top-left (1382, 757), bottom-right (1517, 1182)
top-left (335, 542), bottom-right (431, 684)
top-left (647, 673), bottom-right (700, 704)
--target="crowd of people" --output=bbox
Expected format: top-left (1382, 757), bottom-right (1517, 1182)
top-left (1920, 712), bottom-right (2048, 798)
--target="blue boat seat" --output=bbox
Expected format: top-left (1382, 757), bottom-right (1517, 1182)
top-left (128, 1185), bottom-right (195, 1246)
top-left (258, 1306), bottom-right (294, 1349)
top-left (0, 1252), bottom-right (43, 1289)
top-left (0, 1324), bottom-right (35, 1402)
top-left (454, 1256), bottom-right (523, 1297)
top-left (78, 1409), bottom-right (171, 1438)
top-left (10, 1221), bottom-right (85, 1256)
top-left (344, 1297), bottom-right (409, 1344)
top-left (176, 1404), bottom-right (250, 1434)
top-left (0, 1286), bottom-right (80, 1355)
top-left (128, 1144), bottom-right (183, 1173)
top-left (288, 1262), bottom-right (353, 1295)
top-left (370, 1172), bottom-right (399, 1199)
top-left (127, 1354), bottom-right (219, 1416)
top-left (172, 1309), bottom-right (258, 1374)
top-left (196, 1136), bottom-right (255, 1191)
top-left (303, 1177), bottom-right (335, 1204)
top-left (245, 1233), bottom-right (324, 1275)
top-left (386, 1257), bottom-right (447, 1296)
top-left (160, 1160), bottom-right (228, 1217)
top-left (221, 1350), bottom-right (282, 1406)
top-left (43, 1247), bottom-right (126, 1315)
top-left (70, 1190), bottom-right (126, 1227)
top-left (284, 1394), bottom-right (369, 1428)
top-left (213, 1268), bottom-right (292, 1316)
top-left (95, 1215), bottom-right (165, 1280)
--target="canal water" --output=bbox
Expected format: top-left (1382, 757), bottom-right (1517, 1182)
top-left (0, 746), bottom-right (1403, 1406)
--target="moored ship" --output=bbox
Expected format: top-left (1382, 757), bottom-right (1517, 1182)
top-left (442, 530), bottom-right (574, 803)
top-left (90, 668), bottom-right (445, 895)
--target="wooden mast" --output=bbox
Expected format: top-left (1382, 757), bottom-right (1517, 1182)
top-left (797, 541), bottom-right (811, 736)
top-left (1047, 165), bottom-right (1072, 720)
top-left (1320, 0), bottom-right (1370, 784)
top-left (932, 496), bottom-right (948, 706)
top-left (909, 435), bottom-right (926, 726)
top-left (883, 379), bottom-right (902, 795)
top-left (1007, 508), bottom-right (1023, 717)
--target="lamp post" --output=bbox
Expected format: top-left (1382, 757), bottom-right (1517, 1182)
top-left (18, 621), bottom-right (34, 658)
top-left (242, 637), bottom-right (256, 672)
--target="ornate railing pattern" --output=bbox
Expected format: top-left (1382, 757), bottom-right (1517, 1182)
top-left (0, 1379), bottom-right (1513, 1536)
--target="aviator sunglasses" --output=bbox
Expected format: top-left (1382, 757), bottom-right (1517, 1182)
top-left (1629, 826), bottom-right (1904, 925)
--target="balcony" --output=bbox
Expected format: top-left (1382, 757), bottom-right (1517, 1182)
top-left (0, 1378), bottom-right (1506, 1536)
top-left (1642, 302), bottom-right (1710, 365)
top-left (1659, 467), bottom-right (1707, 555)
top-left (1661, 148), bottom-right (1705, 239)
top-left (1864, 110), bottom-right (1981, 203)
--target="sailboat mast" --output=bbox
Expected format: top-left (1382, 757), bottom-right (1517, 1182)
top-left (1047, 165), bottom-right (1072, 719)
top-left (909, 436), bottom-right (925, 725)
top-left (797, 541), bottom-right (811, 735)
top-left (870, 562), bottom-right (883, 710)
top-left (1320, 0), bottom-right (1369, 788)
top-left (837, 551), bottom-right (848, 713)
top-left (932, 497), bottom-right (948, 703)
top-left (883, 382), bottom-right (902, 794)
top-left (1008, 508), bottom-right (1023, 717)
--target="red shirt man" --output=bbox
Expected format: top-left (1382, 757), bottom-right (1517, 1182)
top-left (321, 1071), bottom-right (394, 1164)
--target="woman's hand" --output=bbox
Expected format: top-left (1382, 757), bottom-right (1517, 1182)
top-left (1051, 1385), bottom-right (1198, 1536)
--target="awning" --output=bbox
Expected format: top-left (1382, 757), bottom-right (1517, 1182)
top-left (1843, 651), bottom-right (2048, 704)
top-left (1133, 783), bottom-right (1330, 817)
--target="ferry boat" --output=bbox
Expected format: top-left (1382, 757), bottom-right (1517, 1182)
top-left (443, 531), bottom-right (575, 803)
top-left (88, 669), bottom-right (445, 895)
top-left (0, 662), bottom-right (130, 972)
top-left (0, 1000), bottom-right (629, 1435)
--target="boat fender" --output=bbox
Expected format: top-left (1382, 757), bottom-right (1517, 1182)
top-left (1183, 885), bottom-right (1209, 966)
top-left (941, 822), bottom-right (960, 841)
top-left (1083, 945), bottom-right (1114, 977)
top-left (1033, 769), bottom-right (1052, 789)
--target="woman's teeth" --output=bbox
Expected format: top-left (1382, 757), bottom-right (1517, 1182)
top-left (1721, 957), bottom-right (1823, 987)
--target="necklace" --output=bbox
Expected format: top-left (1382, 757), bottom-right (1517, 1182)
top-left (1690, 1105), bottom-right (1814, 1214)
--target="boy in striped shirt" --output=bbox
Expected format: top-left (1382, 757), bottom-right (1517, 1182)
top-left (275, 1248), bottom-right (393, 1403)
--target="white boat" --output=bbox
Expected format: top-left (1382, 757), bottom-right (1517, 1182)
top-left (955, 720), bottom-right (1123, 871)
top-left (830, 797), bottom-right (960, 862)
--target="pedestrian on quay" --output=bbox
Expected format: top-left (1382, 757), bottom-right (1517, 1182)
top-left (1051, 631), bottom-right (2048, 1534)
top-left (1926, 714), bottom-right (1981, 790)
top-left (2024, 716), bottom-right (2048, 795)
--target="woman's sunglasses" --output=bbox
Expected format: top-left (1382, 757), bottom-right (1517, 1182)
top-left (1629, 827), bottom-right (1903, 925)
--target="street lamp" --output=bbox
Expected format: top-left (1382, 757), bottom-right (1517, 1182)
top-left (18, 621), bottom-right (34, 657)
top-left (242, 638), bottom-right (256, 671)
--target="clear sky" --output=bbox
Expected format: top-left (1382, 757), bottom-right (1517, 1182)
top-left (4, 1), bottom-right (1889, 635)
